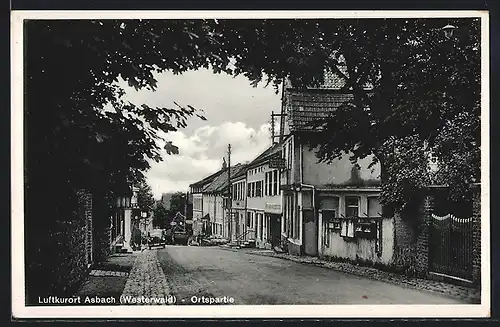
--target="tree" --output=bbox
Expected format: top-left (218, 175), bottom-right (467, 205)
top-left (210, 18), bottom-right (480, 210)
top-left (136, 180), bottom-right (155, 214)
top-left (296, 18), bottom-right (481, 209)
top-left (26, 18), bottom-right (480, 224)
top-left (153, 201), bottom-right (169, 229)
top-left (169, 192), bottom-right (187, 215)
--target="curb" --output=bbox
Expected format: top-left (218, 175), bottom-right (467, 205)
top-left (218, 246), bottom-right (481, 304)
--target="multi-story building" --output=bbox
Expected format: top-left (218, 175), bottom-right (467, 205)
top-left (189, 167), bottom-right (226, 236)
top-left (246, 144), bottom-right (283, 249)
top-left (230, 167), bottom-right (247, 242)
top-left (278, 72), bottom-right (390, 265)
top-left (189, 161), bottom-right (247, 238)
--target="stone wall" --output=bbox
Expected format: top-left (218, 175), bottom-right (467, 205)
top-left (25, 189), bottom-right (115, 305)
top-left (392, 186), bottom-right (481, 286)
top-left (471, 184), bottom-right (481, 286)
top-left (391, 194), bottom-right (431, 277)
top-left (25, 219), bottom-right (89, 304)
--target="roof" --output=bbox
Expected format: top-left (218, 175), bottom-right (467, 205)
top-left (285, 90), bottom-right (354, 133)
top-left (283, 69), bottom-right (355, 133)
top-left (203, 163), bottom-right (247, 194)
top-left (190, 169), bottom-right (224, 188)
top-left (246, 143), bottom-right (283, 169)
top-left (284, 68), bottom-right (347, 90)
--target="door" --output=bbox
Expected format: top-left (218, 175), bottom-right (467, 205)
top-left (303, 209), bottom-right (318, 256)
top-left (270, 214), bottom-right (281, 247)
top-left (235, 213), bottom-right (240, 238)
top-left (258, 213), bottom-right (264, 241)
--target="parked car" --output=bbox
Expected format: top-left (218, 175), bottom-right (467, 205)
top-left (147, 229), bottom-right (166, 249)
top-left (173, 230), bottom-right (189, 246)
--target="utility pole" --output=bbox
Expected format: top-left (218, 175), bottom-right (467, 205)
top-left (184, 192), bottom-right (188, 233)
top-left (270, 111), bottom-right (276, 144)
top-left (227, 144), bottom-right (232, 242)
top-left (279, 81), bottom-right (287, 143)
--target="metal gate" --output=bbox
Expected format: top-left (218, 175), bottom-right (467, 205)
top-left (429, 212), bottom-right (473, 280)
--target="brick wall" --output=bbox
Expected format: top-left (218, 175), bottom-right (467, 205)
top-left (391, 194), bottom-right (431, 277)
top-left (472, 183), bottom-right (481, 286)
top-left (414, 195), bottom-right (432, 275)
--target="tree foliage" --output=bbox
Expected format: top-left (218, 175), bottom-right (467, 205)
top-left (136, 180), bottom-right (155, 213)
top-left (168, 192), bottom-right (188, 215)
top-left (153, 201), bottom-right (169, 229)
top-left (208, 18), bottom-right (480, 208)
top-left (25, 18), bottom-right (481, 224)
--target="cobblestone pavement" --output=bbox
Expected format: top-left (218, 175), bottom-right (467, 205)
top-left (219, 247), bottom-right (481, 304)
top-left (89, 269), bottom-right (129, 277)
top-left (121, 249), bottom-right (173, 305)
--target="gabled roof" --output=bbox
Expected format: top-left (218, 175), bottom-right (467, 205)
top-left (246, 143), bottom-right (283, 169)
top-left (285, 90), bottom-right (354, 132)
top-left (190, 169), bottom-right (225, 188)
top-left (283, 69), bottom-right (354, 133)
top-left (203, 163), bottom-right (247, 194)
top-left (284, 68), bottom-right (374, 133)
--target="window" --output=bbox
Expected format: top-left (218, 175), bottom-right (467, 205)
top-left (340, 219), bottom-right (355, 238)
top-left (287, 141), bottom-right (293, 170)
top-left (265, 173), bottom-right (269, 196)
top-left (264, 170), bottom-right (279, 196)
top-left (256, 181), bottom-right (262, 197)
top-left (345, 196), bottom-right (360, 218)
top-left (273, 170), bottom-right (278, 195)
top-left (248, 183), bottom-right (251, 197)
top-left (367, 197), bottom-right (381, 217)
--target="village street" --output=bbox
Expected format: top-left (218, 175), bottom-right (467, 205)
top-left (124, 246), bottom-right (466, 305)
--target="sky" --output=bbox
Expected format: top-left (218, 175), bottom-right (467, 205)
top-left (121, 69), bottom-right (282, 199)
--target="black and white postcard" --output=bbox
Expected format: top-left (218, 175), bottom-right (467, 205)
top-left (11, 10), bottom-right (490, 319)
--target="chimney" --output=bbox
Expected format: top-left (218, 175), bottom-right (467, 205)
top-left (222, 157), bottom-right (227, 170)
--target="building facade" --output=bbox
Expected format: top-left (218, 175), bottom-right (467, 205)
top-left (230, 169), bottom-right (247, 242)
top-left (189, 169), bottom-right (225, 237)
top-left (246, 144), bottom-right (283, 249)
top-left (279, 72), bottom-right (391, 264)
top-left (190, 162), bottom-right (247, 239)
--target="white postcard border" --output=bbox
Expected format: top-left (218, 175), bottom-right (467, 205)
top-left (11, 10), bottom-right (491, 319)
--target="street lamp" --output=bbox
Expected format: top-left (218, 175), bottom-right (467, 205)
top-left (441, 24), bottom-right (457, 39)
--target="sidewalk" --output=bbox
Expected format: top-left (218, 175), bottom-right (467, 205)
top-left (74, 252), bottom-right (137, 303)
top-left (219, 246), bottom-right (481, 304)
top-left (120, 249), bottom-right (173, 305)
top-left (75, 249), bottom-right (174, 305)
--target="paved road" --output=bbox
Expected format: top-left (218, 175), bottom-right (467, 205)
top-left (157, 246), bottom-right (465, 305)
